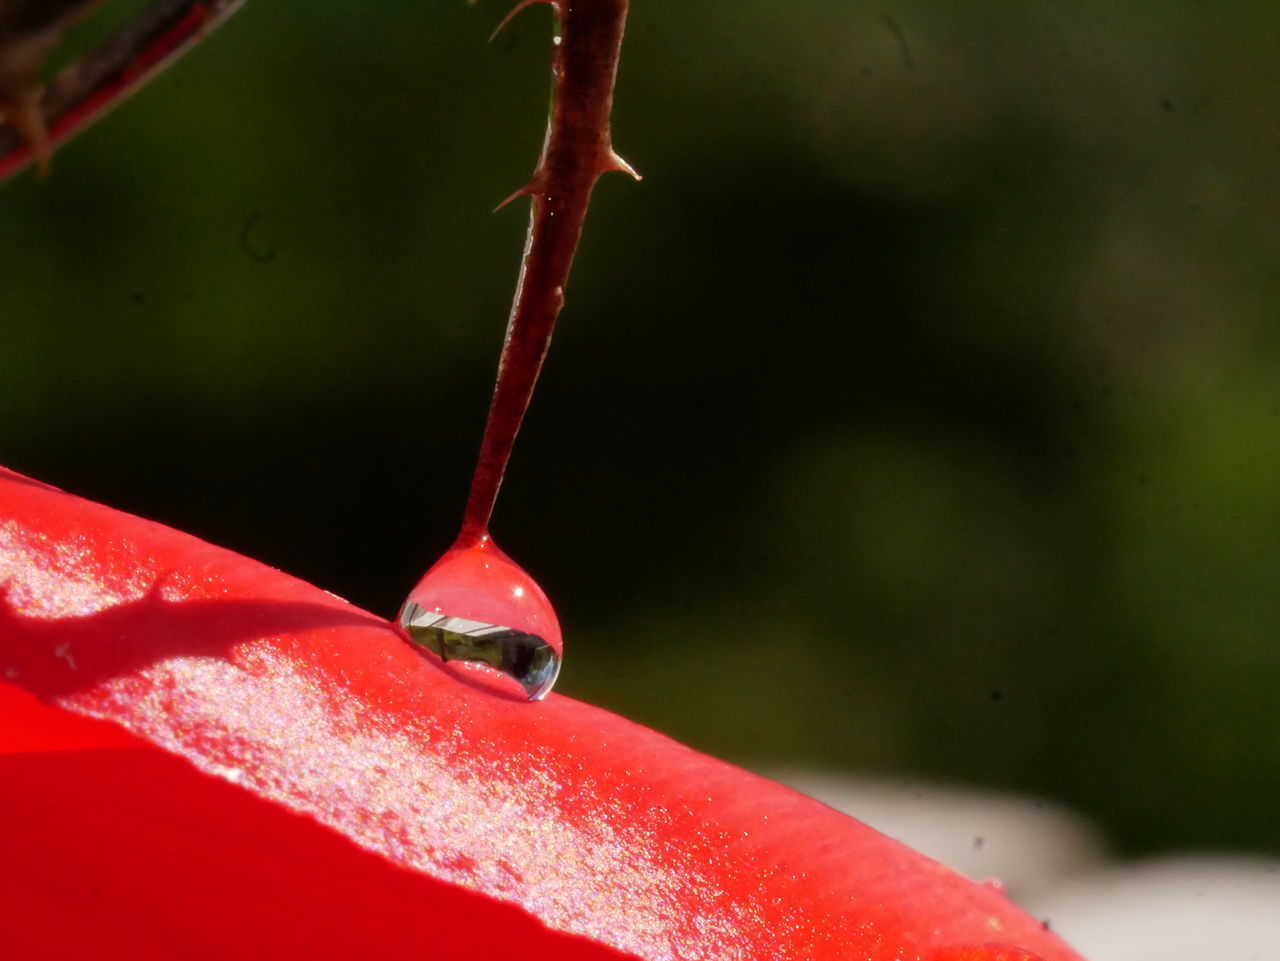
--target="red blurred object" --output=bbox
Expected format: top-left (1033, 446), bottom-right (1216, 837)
top-left (0, 467), bottom-right (1086, 960)
top-left (934, 945), bottom-right (1049, 961)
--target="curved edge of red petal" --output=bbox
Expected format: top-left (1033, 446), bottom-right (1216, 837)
top-left (0, 707), bottom-right (638, 961)
top-left (0, 466), bottom-right (1088, 961)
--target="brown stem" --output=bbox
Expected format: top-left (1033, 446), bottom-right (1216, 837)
top-left (0, 0), bottom-right (245, 182)
top-left (458, 0), bottom-right (636, 543)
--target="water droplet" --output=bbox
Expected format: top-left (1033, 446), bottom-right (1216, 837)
top-left (397, 538), bottom-right (562, 700)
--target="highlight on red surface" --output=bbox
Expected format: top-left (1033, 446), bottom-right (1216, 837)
top-left (0, 466), bottom-right (1087, 960)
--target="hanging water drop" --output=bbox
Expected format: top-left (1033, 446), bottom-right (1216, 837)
top-left (398, 537), bottom-right (562, 701)
top-left (393, 0), bottom-right (636, 701)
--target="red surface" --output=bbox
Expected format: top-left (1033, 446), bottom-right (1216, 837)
top-left (934, 947), bottom-right (1048, 961)
top-left (0, 467), bottom-right (1087, 961)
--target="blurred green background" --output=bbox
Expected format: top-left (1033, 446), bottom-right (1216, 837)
top-left (2, 0), bottom-right (1277, 857)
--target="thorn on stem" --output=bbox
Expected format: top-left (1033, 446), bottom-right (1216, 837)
top-left (489, 0), bottom-right (559, 43)
top-left (603, 148), bottom-right (641, 181)
top-left (493, 182), bottom-right (536, 212)
top-left (0, 86), bottom-right (53, 178)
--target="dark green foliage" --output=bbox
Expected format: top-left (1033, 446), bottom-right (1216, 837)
top-left (2, 0), bottom-right (1277, 856)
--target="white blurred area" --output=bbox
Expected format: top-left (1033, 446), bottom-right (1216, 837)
top-left (1027, 858), bottom-right (1280, 961)
top-left (773, 770), bottom-right (1280, 961)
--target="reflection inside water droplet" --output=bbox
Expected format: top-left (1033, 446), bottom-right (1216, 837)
top-left (396, 538), bottom-right (563, 701)
top-left (398, 601), bottom-right (561, 700)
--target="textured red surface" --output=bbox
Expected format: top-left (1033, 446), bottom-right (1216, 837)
top-left (0, 467), bottom-right (1083, 961)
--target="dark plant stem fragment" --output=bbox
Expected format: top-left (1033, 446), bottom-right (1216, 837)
top-left (459, 0), bottom-right (637, 543)
top-left (0, 0), bottom-right (244, 182)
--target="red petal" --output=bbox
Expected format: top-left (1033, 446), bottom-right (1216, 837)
top-left (0, 467), bottom-right (1086, 960)
top-left (933, 946), bottom-right (1050, 961)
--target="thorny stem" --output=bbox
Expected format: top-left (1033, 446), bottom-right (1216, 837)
top-left (0, 0), bottom-right (244, 183)
top-left (458, 0), bottom-right (636, 544)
